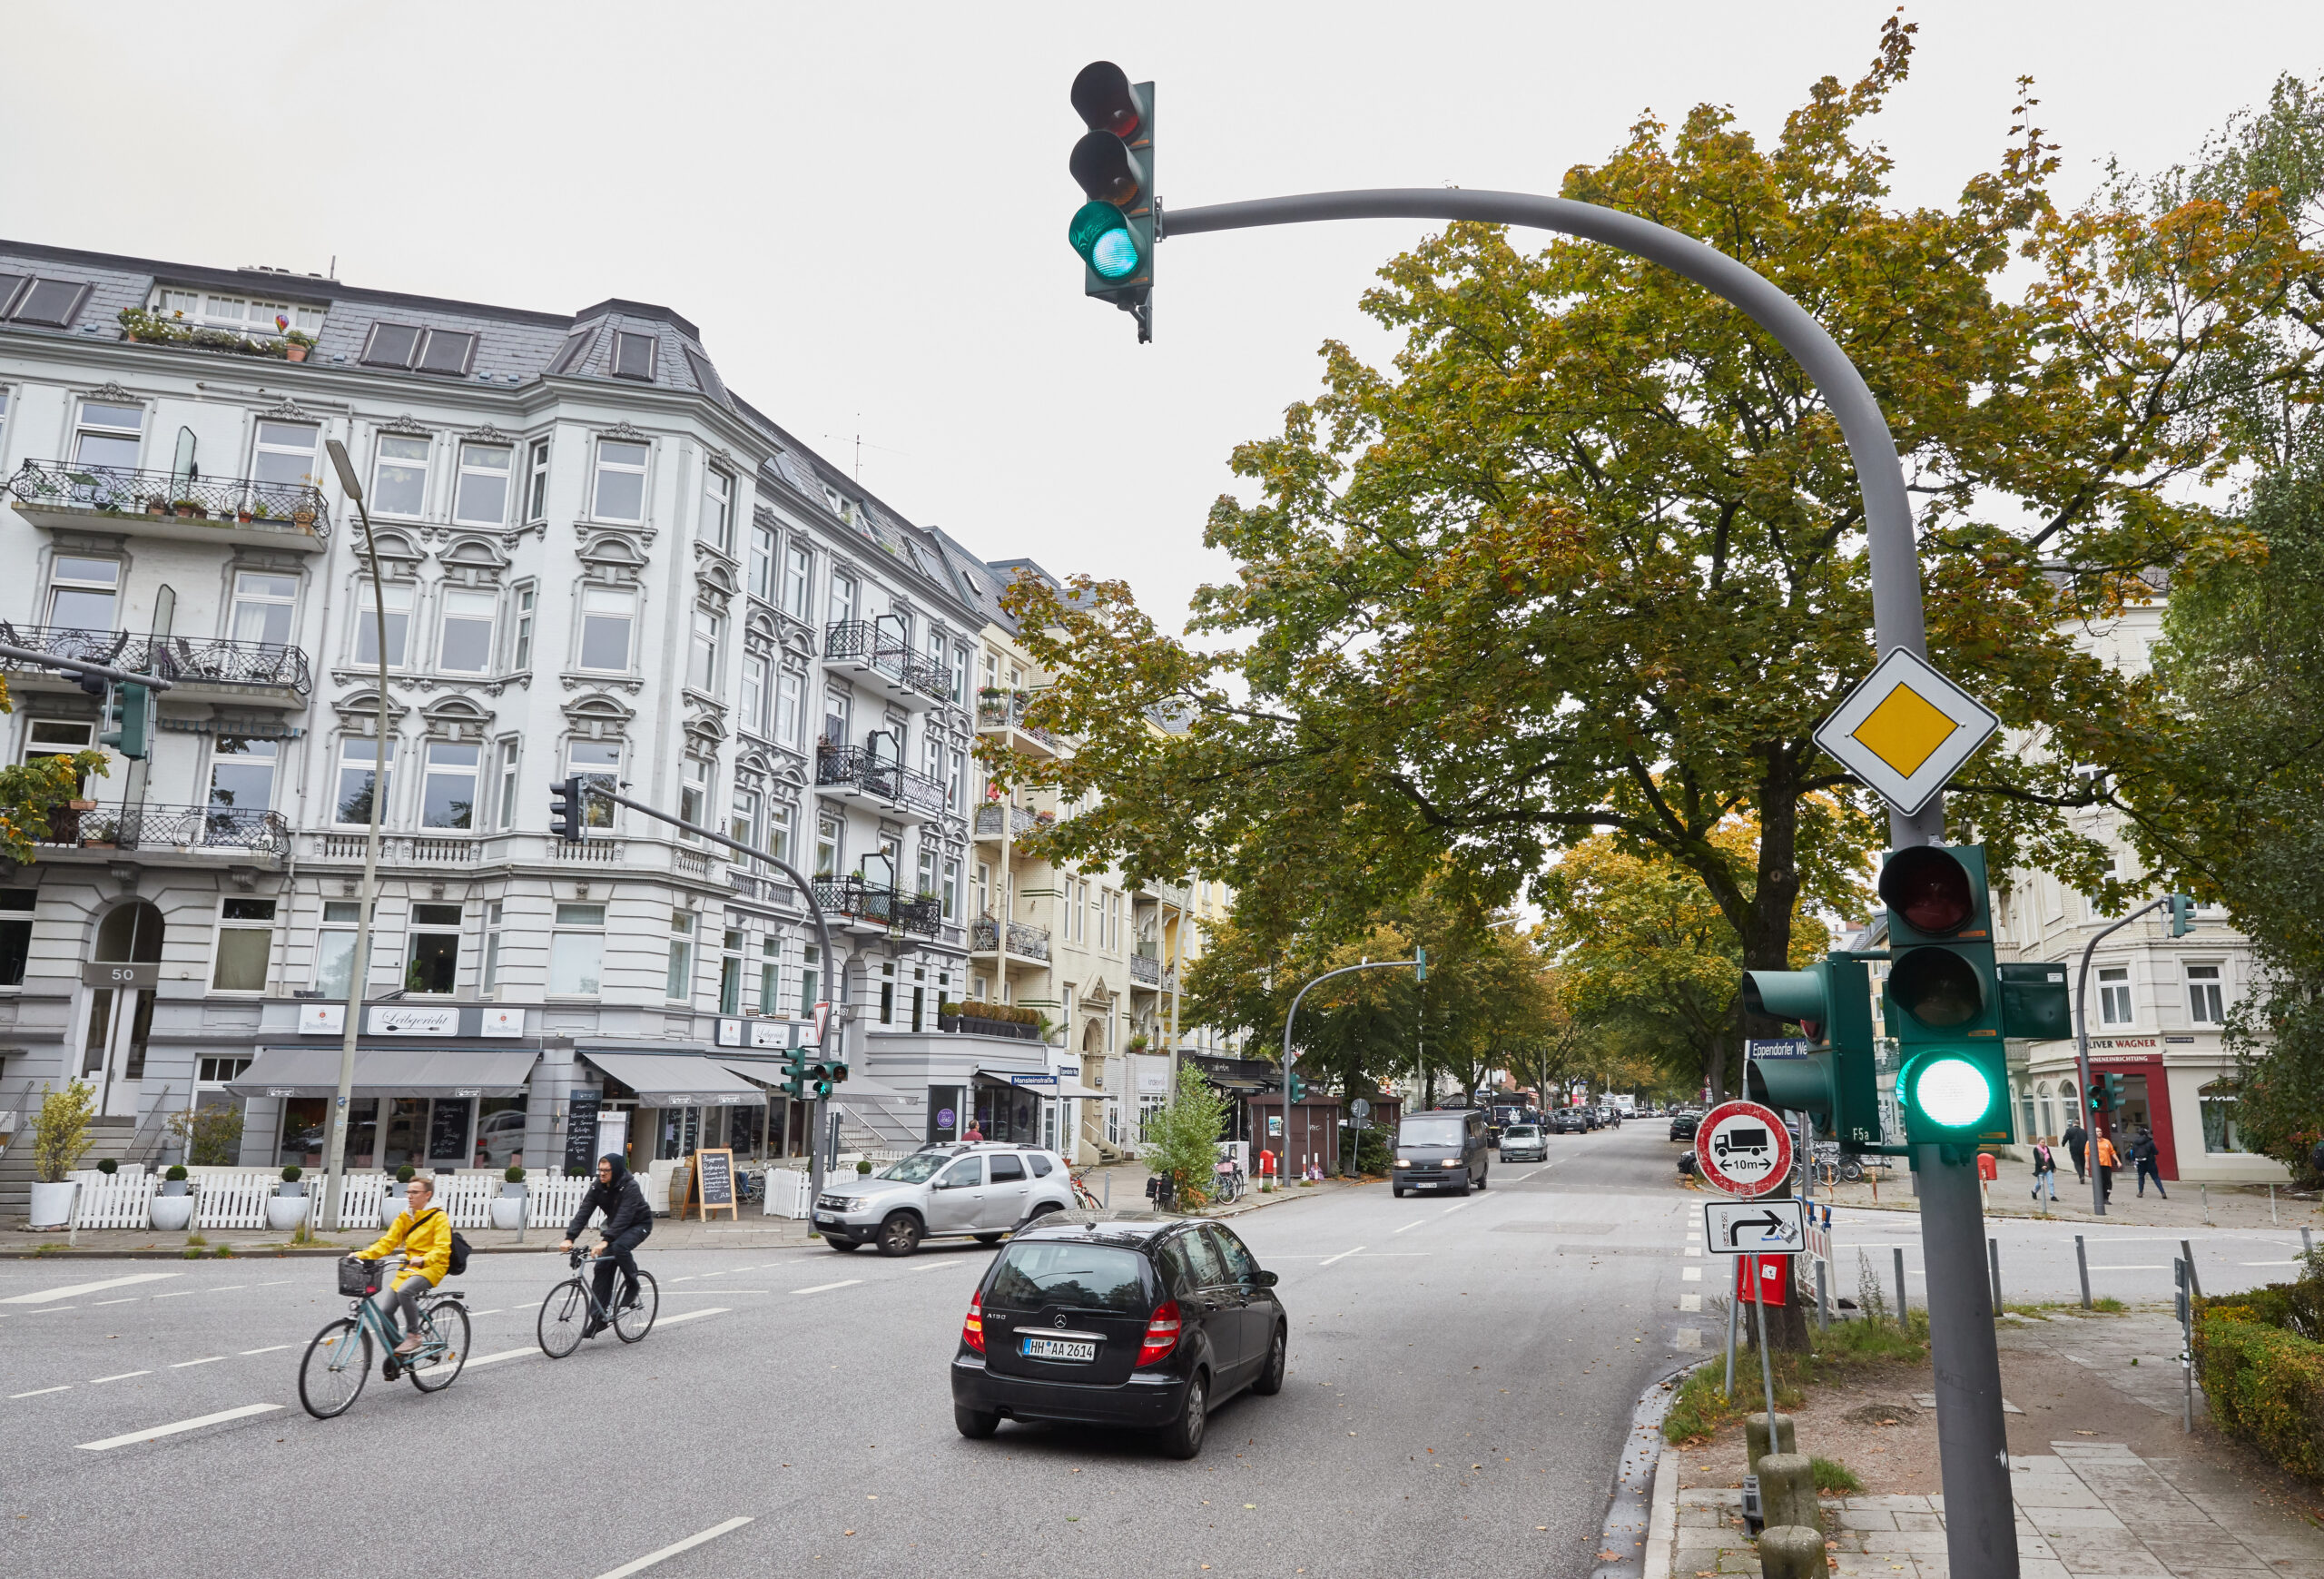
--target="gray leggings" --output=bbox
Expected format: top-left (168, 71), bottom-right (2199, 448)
top-left (379, 1274), bottom-right (428, 1338)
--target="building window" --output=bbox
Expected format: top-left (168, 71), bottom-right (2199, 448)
top-left (508, 584), bottom-right (536, 669)
top-left (918, 846), bottom-right (939, 903)
top-left (2188, 964), bottom-right (2225, 1027)
top-left (719, 928), bottom-right (744, 1015)
top-left (229, 571), bottom-right (298, 646)
top-left (943, 858), bottom-right (961, 923)
top-left (405, 902), bottom-right (463, 993)
top-left (758, 935), bottom-right (782, 1016)
top-left (800, 943), bottom-right (821, 1017)
top-left (452, 443), bottom-right (513, 526)
top-left (548, 328), bottom-right (594, 375)
top-left (783, 545), bottom-right (811, 619)
top-left (768, 802), bottom-right (795, 867)
top-left (73, 400), bottom-right (143, 471)
top-left (578, 586), bottom-right (635, 670)
top-left (481, 900), bottom-right (505, 996)
top-left (416, 329), bottom-right (477, 376)
top-left (438, 588), bottom-right (497, 673)
top-left (741, 656), bottom-right (768, 736)
top-left (313, 899), bottom-right (364, 998)
top-left (822, 686), bottom-right (852, 747)
top-left (880, 960), bottom-right (896, 1025)
top-left (688, 607), bottom-right (723, 692)
top-left (830, 570), bottom-right (857, 627)
top-left (0, 889), bottom-right (33, 986)
top-left (353, 581), bottom-right (413, 666)
top-left (525, 438), bottom-right (551, 521)
top-left (208, 736), bottom-right (277, 811)
top-left (420, 742), bottom-right (479, 829)
top-left (2201, 1080), bottom-right (2249, 1153)
top-left (549, 903), bottom-right (606, 997)
top-left (47, 557), bottom-right (120, 631)
top-left (334, 737), bottom-right (396, 825)
top-left (749, 523), bottom-right (774, 601)
top-left (210, 898), bottom-right (277, 992)
top-left (359, 322), bottom-right (425, 368)
top-left (25, 719), bottom-right (95, 794)
top-left (2097, 966), bottom-right (2133, 1027)
top-left (776, 668), bottom-right (804, 745)
top-left (666, 911), bottom-right (695, 1001)
top-left (950, 751), bottom-right (966, 813)
top-left (612, 332), bottom-right (657, 381)
top-left (251, 419), bottom-right (320, 493)
top-left (951, 644), bottom-right (970, 705)
top-left (730, 786), bottom-right (761, 857)
top-left (569, 740), bottom-right (619, 828)
top-left (592, 439), bottom-right (649, 522)
top-left (815, 814), bottom-right (840, 878)
top-left (369, 435), bottom-right (430, 517)
top-left (8, 278), bottom-right (91, 327)
top-left (495, 739), bottom-right (520, 830)
top-left (702, 467), bottom-right (734, 552)
top-left (679, 757), bottom-right (709, 837)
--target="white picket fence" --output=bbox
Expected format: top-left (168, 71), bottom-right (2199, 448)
top-left (763, 1167), bottom-right (812, 1219)
top-left (528, 1177), bottom-right (589, 1231)
top-left (66, 1166), bottom-right (155, 1229)
top-left (56, 1168), bottom-right (588, 1233)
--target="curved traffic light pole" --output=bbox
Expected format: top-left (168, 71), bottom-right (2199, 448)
top-left (1157, 190), bottom-right (2013, 1574)
top-left (2071, 895), bottom-right (2177, 1218)
top-left (1278, 958), bottom-right (1423, 1184)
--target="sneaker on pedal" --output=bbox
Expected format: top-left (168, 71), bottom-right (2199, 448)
top-left (581, 1315), bottom-right (606, 1339)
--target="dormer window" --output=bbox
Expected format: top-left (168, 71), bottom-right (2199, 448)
top-left (360, 322), bottom-right (478, 375)
top-left (361, 322), bottom-right (424, 368)
top-left (612, 332), bottom-right (656, 381)
top-left (6, 278), bottom-right (93, 328)
top-left (154, 288), bottom-right (324, 338)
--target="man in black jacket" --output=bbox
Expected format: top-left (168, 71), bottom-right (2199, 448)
top-left (562, 1152), bottom-right (652, 1337)
top-left (2062, 1121), bottom-right (2089, 1184)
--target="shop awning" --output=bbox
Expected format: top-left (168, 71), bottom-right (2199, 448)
top-left (229, 1046), bottom-right (537, 1100)
top-left (976, 1068), bottom-right (1104, 1100)
top-left (1053, 1079), bottom-right (1107, 1100)
top-left (579, 1051), bottom-right (767, 1109)
top-left (829, 1072), bottom-right (911, 1103)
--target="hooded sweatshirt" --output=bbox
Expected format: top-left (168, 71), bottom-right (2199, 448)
top-left (567, 1152), bottom-right (653, 1242)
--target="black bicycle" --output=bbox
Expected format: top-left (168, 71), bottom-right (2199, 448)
top-left (537, 1239), bottom-right (658, 1357)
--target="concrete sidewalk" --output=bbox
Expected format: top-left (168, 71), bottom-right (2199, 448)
top-left (1805, 1165), bottom-right (2315, 1232)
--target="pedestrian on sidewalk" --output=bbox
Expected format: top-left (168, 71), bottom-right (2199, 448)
top-left (2095, 1131), bottom-right (2119, 1202)
top-left (963, 1120), bottom-right (984, 1142)
top-left (1976, 1148), bottom-right (1998, 1208)
top-left (2063, 1120), bottom-right (2089, 1183)
top-left (2031, 1138), bottom-right (2057, 1203)
top-left (2133, 1128), bottom-right (2169, 1199)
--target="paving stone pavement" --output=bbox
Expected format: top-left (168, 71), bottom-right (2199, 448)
top-left (1667, 1443), bottom-right (2324, 1578)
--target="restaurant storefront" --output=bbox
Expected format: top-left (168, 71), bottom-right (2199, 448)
top-left (229, 1043), bottom-right (539, 1172)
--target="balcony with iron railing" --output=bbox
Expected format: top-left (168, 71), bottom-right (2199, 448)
top-left (0, 624), bottom-right (312, 704)
top-left (1128, 951), bottom-right (1179, 992)
top-left (813, 745), bottom-right (950, 823)
top-left (813, 875), bottom-right (943, 939)
top-left (39, 802), bottom-right (290, 857)
top-left (971, 803), bottom-right (1041, 843)
top-left (9, 460), bottom-right (330, 551)
top-left (823, 619), bottom-right (949, 713)
top-left (968, 915), bottom-right (1052, 963)
top-left (974, 689), bottom-right (1063, 755)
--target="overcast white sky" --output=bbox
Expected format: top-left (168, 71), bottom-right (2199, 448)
top-left (4, 2), bottom-right (2316, 628)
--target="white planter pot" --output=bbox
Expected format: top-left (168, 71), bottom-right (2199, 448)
top-left (266, 1195), bottom-right (309, 1231)
top-left (379, 1190), bottom-right (407, 1229)
top-left (28, 1180), bottom-right (76, 1229)
top-left (150, 1194), bottom-right (194, 1231)
top-left (488, 1196), bottom-right (527, 1231)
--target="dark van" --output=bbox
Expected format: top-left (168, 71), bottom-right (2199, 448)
top-left (1392, 1109), bottom-right (1490, 1198)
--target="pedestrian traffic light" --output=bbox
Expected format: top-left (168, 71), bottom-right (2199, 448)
top-left (2093, 1073), bottom-right (2124, 1115)
top-left (1413, 947), bottom-right (1427, 983)
top-left (548, 777), bottom-right (583, 844)
top-left (96, 682), bottom-right (153, 760)
top-left (2166, 893), bottom-right (2196, 938)
top-left (782, 1048), bottom-right (808, 1100)
top-left (1068, 60), bottom-right (1155, 340)
top-left (1739, 952), bottom-right (1878, 1149)
top-left (1880, 844), bottom-right (2012, 1144)
top-left (1286, 1067), bottom-right (1306, 1104)
top-left (806, 1061), bottom-right (838, 1099)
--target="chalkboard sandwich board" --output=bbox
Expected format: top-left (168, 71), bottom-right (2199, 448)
top-left (688, 1147), bottom-right (738, 1220)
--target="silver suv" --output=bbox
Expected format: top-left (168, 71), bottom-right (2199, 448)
top-left (814, 1143), bottom-right (1077, 1257)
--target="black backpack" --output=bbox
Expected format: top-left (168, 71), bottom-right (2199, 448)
top-left (448, 1230), bottom-right (472, 1277)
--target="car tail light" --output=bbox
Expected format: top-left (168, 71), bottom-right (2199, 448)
top-left (1137, 1298), bottom-right (1182, 1367)
top-left (961, 1292), bottom-right (986, 1354)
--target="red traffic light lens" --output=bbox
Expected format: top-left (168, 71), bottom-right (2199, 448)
top-left (1071, 60), bottom-right (1141, 138)
top-left (1878, 845), bottom-right (1974, 935)
top-left (1888, 946), bottom-right (1984, 1028)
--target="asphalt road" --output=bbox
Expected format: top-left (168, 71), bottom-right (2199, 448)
top-left (0, 1128), bottom-right (1773, 1578)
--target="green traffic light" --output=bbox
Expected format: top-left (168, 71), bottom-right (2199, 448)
top-left (1069, 202), bottom-right (1142, 279)
top-left (1909, 1055), bottom-right (1994, 1128)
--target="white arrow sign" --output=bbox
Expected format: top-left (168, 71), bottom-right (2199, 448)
top-left (1703, 1199), bottom-right (1806, 1255)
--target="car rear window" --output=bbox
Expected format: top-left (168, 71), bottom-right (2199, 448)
top-left (988, 1242), bottom-right (1149, 1314)
top-left (1027, 1152), bottom-right (1053, 1177)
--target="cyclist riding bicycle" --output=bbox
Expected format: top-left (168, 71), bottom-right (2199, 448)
top-left (350, 1173), bottom-right (451, 1357)
top-left (559, 1152), bottom-right (652, 1339)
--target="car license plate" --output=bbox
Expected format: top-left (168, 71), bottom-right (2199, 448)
top-left (1021, 1336), bottom-right (1098, 1361)
top-left (813, 1215), bottom-right (840, 1229)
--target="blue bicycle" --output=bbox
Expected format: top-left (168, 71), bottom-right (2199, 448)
top-left (298, 1257), bottom-right (469, 1418)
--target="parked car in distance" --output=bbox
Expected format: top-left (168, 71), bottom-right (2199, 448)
top-left (1547, 1109), bottom-right (1585, 1135)
top-left (1393, 1109), bottom-right (1491, 1197)
top-left (1498, 1122), bottom-right (1547, 1162)
top-left (815, 1143), bottom-right (1075, 1256)
top-left (1669, 1110), bottom-right (1702, 1141)
top-left (951, 1212), bottom-right (1285, 1458)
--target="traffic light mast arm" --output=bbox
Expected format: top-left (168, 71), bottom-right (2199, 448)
top-left (1158, 185), bottom-right (1935, 845)
top-left (2072, 893), bottom-right (2191, 1219)
top-left (1278, 956), bottom-right (1426, 1104)
top-left (0, 641), bottom-right (175, 692)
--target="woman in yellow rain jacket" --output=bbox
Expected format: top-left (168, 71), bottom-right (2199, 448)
top-left (352, 1175), bottom-right (450, 1355)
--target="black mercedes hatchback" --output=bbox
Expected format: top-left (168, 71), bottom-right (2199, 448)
top-left (950, 1211), bottom-right (1286, 1459)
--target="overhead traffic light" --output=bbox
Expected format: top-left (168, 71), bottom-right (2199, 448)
top-left (1739, 952), bottom-right (1878, 1149)
top-left (2093, 1072), bottom-right (2125, 1115)
top-left (97, 682), bottom-right (153, 760)
top-left (1285, 1067), bottom-right (1306, 1104)
top-left (1413, 947), bottom-right (1427, 983)
top-left (1880, 844), bottom-right (2012, 1145)
top-left (548, 777), bottom-right (584, 844)
top-left (2166, 893), bottom-right (2196, 937)
top-left (1068, 60), bottom-right (1155, 340)
top-left (782, 1048), bottom-right (809, 1100)
top-left (805, 1061), bottom-right (840, 1100)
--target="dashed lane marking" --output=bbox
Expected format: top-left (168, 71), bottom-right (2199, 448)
top-left (239, 1346), bottom-right (293, 1357)
top-left (1391, 1220), bottom-right (1424, 1235)
top-left (467, 1347), bottom-right (539, 1369)
top-left (0, 1272), bottom-right (180, 1306)
top-left (790, 1280), bottom-right (862, 1295)
top-left (78, 1403), bottom-right (281, 1452)
top-left (592, 1516), bottom-right (755, 1579)
top-left (90, 1371), bottom-right (152, 1385)
top-left (170, 1357), bottom-right (224, 1369)
top-left (1318, 1246), bottom-right (1367, 1268)
top-left (11, 1386), bottom-right (71, 1398)
top-left (655, 1308), bottom-right (730, 1326)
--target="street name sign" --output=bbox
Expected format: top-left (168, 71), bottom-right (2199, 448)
top-left (1703, 1198), bottom-right (1806, 1254)
top-left (1746, 1038), bottom-right (1813, 1060)
top-left (1812, 646), bottom-right (2000, 816)
top-left (1694, 1099), bottom-right (1794, 1199)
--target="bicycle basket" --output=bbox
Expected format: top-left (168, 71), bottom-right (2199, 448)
top-left (337, 1258), bottom-right (378, 1298)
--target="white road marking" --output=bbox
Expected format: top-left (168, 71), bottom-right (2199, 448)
top-left (206, 1285), bottom-right (248, 1294)
top-left (592, 1516), bottom-right (754, 1579)
top-left (1391, 1219), bottom-right (1425, 1235)
top-left (11, 1386), bottom-right (72, 1398)
top-left (253, 1280), bottom-right (293, 1288)
top-left (93, 1298), bottom-right (142, 1307)
top-left (669, 1276), bottom-right (698, 1282)
top-left (2243, 1261), bottom-right (2300, 1268)
top-left (170, 1357), bottom-right (225, 1369)
top-left (78, 1402), bottom-right (281, 1452)
top-left (90, 1370), bottom-right (152, 1384)
top-left (791, 1280), bottom-right (862, 1295)
top-left (0, 1272), bottom-right (180, 1306)
top-left (1318, 1246), bottom-right (1367, 1268)
top-left (468, 1308), bottom-right (504, 1317)
top-left (2088, 1265), bottom-right (2167, 1271)
top-left (1439, 1202), bottom-right (1470, 1216)
top-left (149, 1291), bottom-right (199, 1299)
top-left (1683, 1247), bottom-right (1701, 1257)
top-left (1680, 1268), bottom-right (1702, 1282)
top-left (467, 1347), bottom-right (539, 1368)
top-left (1680, 1295), bottom-right (1703, 1312)
top-left (239, 1346), bottom-right (293, 1357)
top-left (655, 1308), bottom-right (730, 1326)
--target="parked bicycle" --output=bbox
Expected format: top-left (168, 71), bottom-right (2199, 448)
top-left (1068, 1168), bottom-right (1103, 1211)
top-left (1212, 1161), bottom-right (1247, 1203)
top-left (298, 1256), bottom-right (468, 1418)
top-left (537, 1237), bottom-right (659, 1357)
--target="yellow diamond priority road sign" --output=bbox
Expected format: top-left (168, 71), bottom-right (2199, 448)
top-left (1813, 647), bottom-right (1999, 816)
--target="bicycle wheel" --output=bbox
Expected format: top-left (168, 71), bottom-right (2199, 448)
top-left (614, 1270), bottom-right (658, 1343)
top-left (299, 1317), bottom-right (372, 1419)
top-left (409, 1299), bottom-right (469, 1392)
top-left (537, 1279), bottom-right (589, 1358)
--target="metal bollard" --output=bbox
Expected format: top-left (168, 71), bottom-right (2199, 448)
top-left (1894, 1245), bottom-right (1909, 1331)
top-left (1815, 1257), bottom-right (1829, 1332)
top-left (2305, 1226), bottom-right (2314, 1258)
top-left (1725, 1293), bottom-right (1740, 1398)
top-left (2076, 1234), bottom-right (2093, 1309)
top-left (1989, 1237), bottom-right (2004, 1316)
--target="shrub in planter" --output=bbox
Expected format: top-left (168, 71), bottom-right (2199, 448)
top-left (96, 1156), bottom-right (119, 1176)
top-left (279, 1163), bottom-right (305, 1196)
top-left (504, 1163), bottom-right (527, 1186)
top-left (491, 1164), bottom-right (530, 1229)
top-left (396, 1164), bottom-right (417, 1183)
top-left (266, 1167), bottom-right (310, 1229)
top-left (857, 1159), bottom-right (873, 1175)
top-left (32, 1080), bottom-right (96, 1183)
top-left (151, 1163), bottom-right (196, 1230)
top-left (2194, 1306), bottom-right (2324, 1480)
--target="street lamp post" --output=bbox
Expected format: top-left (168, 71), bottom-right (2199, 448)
top-left (320, 439), bottom-right (391, 1234)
